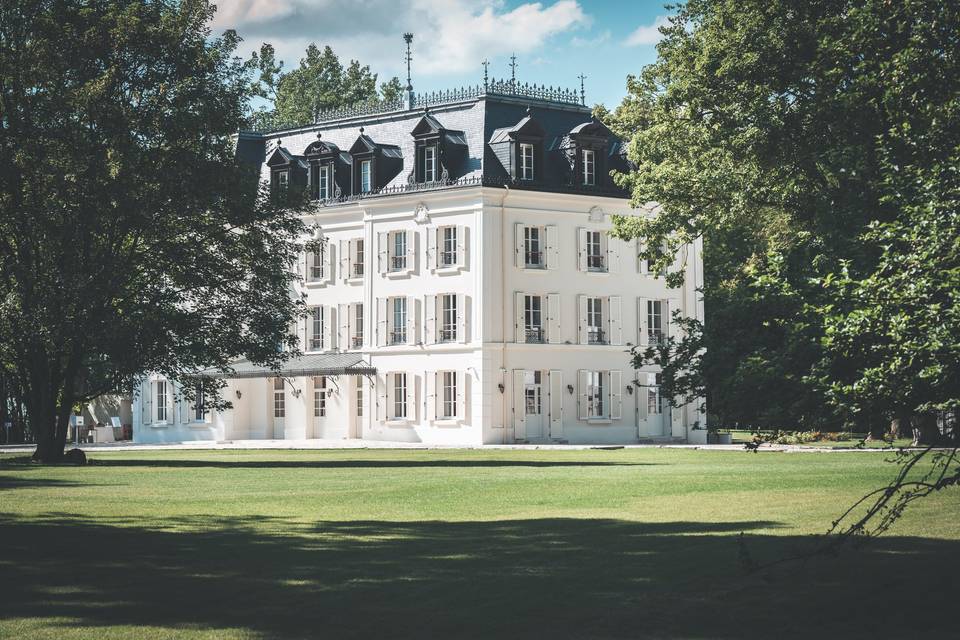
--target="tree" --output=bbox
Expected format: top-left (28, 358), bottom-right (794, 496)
top-left (380, 77), bottom-right (404, 104)
top-left (0, 0), bottom-right (309, 461)
top-left (607, 0), bottom-right (959, 439)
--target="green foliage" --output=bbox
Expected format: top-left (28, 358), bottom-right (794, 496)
top-left (0, 0), bottom-right (309, 459)
top-left (610, 0), bottom-right (960, 433)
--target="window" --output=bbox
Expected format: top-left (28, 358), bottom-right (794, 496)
top-left (440, 226), bottom-right (457, 267)
top-left (357, 385), bottom-right (363, 417)
top-left (520, 143), bottom-right (534, 180)
top-left (648, 300), bottom-right (665, 345)
top-left (391, 297), bottom-right (407, 345)
top-left (309, 307), bottom-right (323, 351)
top-left (647, 374), bottom-right (663, 416)
top-left (276, 170), bottom-right (289, 191)
top-left (353, 303), bottom-right (364, 348)
top-left (309, 249), bottom-right (324, 281)
top-left (582, 149), bottom-right (595, 185)
top-left (393, 373), bottom-right (408, 419)
top-left (440, 371), bottom-right (457, 418)
top-left (525, 371), bottom-right (542, 415)
top-left (524, 295), bottom-right (544, 343)
top-left (391, 231), bottom-right (407, 272)
top-left (314, 377), bottom-right (326, 417)
top-left (273, 378), bottom-right (285, 418)
top-left (424, 145), bottom-right (437, 182)
top-left (587, 297), bottom-right (605, 344)
top-left (586, 371), bottom-right (604, 418)
top-left (155, 380), bottom-right (169, 422)
top-left (192, 383), bottom-right (207, 422)
top-left (440, 294), bottom-right (457, 342)
top-left (318, 164), bottom-right (331, 200)
top-left (524, 226), bottom-right (543, 268)
top-left (360, 160), bottom-right (372, 193)
top-left (586, 231), bottom-right (604, 270)
top-left (353, 239), bottom-right (365, 277)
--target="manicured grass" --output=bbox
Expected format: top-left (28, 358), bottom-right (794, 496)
top-left (1, 448), bottom-right (958, 639)
top-left (728, 429), bottom-right (915, 448)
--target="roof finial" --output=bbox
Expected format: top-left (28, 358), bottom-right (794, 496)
top-left (577, 73), bottom-right (587, 106)
top-left (482, 59), bottom-right (490, 90)
top-left (509, 53), bottom-right (518, 88)
top-left (359, 126), bottom-right (364, 135)
top-left (403, 33), bottom-right (414, 91)
top-left (316, 132), bottom-right (322, 139)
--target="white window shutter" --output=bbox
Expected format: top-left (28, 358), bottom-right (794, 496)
top-left (426, 370), bottom-right (437, 421)
top-left (376, 375), bottom-right (387, 422)
top-left (337, 304), bottom-right (348, 349)
top-left (339, 239), bottom-right (349, 281)
top-left (609, 370), bottom-right (622, 420)
top-left (514, 292), bottom-right (525, 343)
top-left (608, 295), bottom-right (623, 346)
top-left (547, 293), bottom-right (561, 344)
top-left (514, 223), bottom-right (525, 266)
top-left (456, 225), bottom-right (467, 269)
top-left (300, 251), bottom-right (309, 280)
top-left (513, 369), bottom-right (526, 439)
top-left (638, 297), bottom-right (650, 346)
top-left (577, 294), bottom-right (588, 344)
top-left (424, 294), bottom-right (436, 344)
top-left (376, 298), bottom-right (387, 347)
top-left (427, 227), bottom-right (437, 271)
top-left (141, 382), bottom-right (152, 424)
top-left (637, 239), bottom-right (647, 274)
top-left (406, 230), bottom-right (417, 275)
top-left (608, 235), bottom-right (620, 273)
top-left (177, 384), bottom-right (188, 424)
top-left (456, 293), bottom-right (467, 343)
top-left (323, 306), bottom-right (335, 350)
top-left (549, 369), bottom-right (563, 439)
top-left (406, 296), bottom-right (419, 345)
top-left (664, 298), bottom-right (672, 339)
top-left (546, 225), bottom-right (559, 270)
top-left (672, 404), bottom-right (684, 436)
top-left (407, 373), bottom-right (418, 421)
top-left (577, 370), bottom-right (590, 420)
top-left (455, 371), bottom-right (467, 421)
top-left (386, 373), bottom-right (396, 419)
top-left (378, 231), bottom-right (388, 275)
top-left (323, 244), bottom-right (333, 284)
top-left (577, 228), bottom-right (588, 271)
top-left (637, 372), bottom-right (648, 421)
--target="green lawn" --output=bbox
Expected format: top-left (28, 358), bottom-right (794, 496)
top-left (1, 448), bottom-right (958, 639)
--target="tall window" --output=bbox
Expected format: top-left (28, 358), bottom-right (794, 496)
top-left (391, 297), bottom-right (407, 345)
top-left (648, 300), bottom-right (664, 345)
top-left (586, 231), bottom-right (604, 270)
top-left (310, 249), bottom-right (324, 281)
top-left (586, 371), bottom-right (604, 418)
top-left (524, 226), bottom-right (543, 268)
top-left (424, 145), bottom-right (437, 182)
top-left (582, 149), bottom-right (595, 185)
top-left (309, 307), bottom-right (323, 351)
top-left (193, 383), bottom-right (206, 422)
top-left (360, 160), bottom-right (372, 193)
top-left (314, 377), bottom-right (326, 417)
top-left (440, 294), bottom-right (457, 342)
top-left (391, 231), bottom-right (407, 271)
top-left (393, 373), bottom-right (408, 418)
top-left (647, 373), bottom-right (663, 415)
top-left (520, 143), bottom-right (534, 180)
top-left (155, 380), bottom-right (168, 422)
top-left (354, 239), bottom-right (365, 277)
top-left (440, 226), bottom-right (457, 267)
top-left (524, 295), bottom-right (543, 343)
top-left (525, 370), bottom-right (542, 414)
top-left (318, 165), bottom-right (330, 200)
top-left (441, 371), bottom-right (457, 418)
top-left (273, 378), bottom-right (285, 418)
top-left (356, 385), bottom-right (363, 417)
top-left (587, 297), bottom-right (604, 344)
top-left (353, 304), bottom-right (364, 348)
top-left (276, 170), bottom-right (289, 192)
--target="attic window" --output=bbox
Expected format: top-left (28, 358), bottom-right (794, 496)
top-left (520, 143), bottom-right (534, 181)
top-left (277, 170), bottom-right (289, 189)
top-left (583, 149), bottom-right (595, 185)
top-left (317, 164), bottom-right (331, 200)
top-left (360, 160), bottom-right (372, 193)
top-left (424, 145), bottom-right (437, 182)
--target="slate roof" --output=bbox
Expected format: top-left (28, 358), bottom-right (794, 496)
top-left (197, 353), bottom-right (375, 379)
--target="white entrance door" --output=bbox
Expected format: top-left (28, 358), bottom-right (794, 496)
top-left (524, 371), bottom-right (544, 440)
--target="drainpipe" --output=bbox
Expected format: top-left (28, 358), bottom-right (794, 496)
top-left (499, 185), bottom-right (511, 444)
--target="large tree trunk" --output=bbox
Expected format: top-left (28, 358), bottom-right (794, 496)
top-left (912, 413), bottom-right (941, 446)
top-left (889, 409), bottom-right (912, 439)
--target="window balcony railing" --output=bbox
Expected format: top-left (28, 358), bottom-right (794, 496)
top-left (525, 327), bottom-right (545, 343)
top-left (352, 335), bottom-right (363, 349)
top-left (587, 254), bottom-right (605, 271)
top-left (525, 251), bottom-right (544, 267)
top-left (648, 330), bottom-right (665, 346)
top-left (309, 338), bottom-right (324, 351)
top-left (588, 328), bottom-right (606, 345)
top-left (309, 267), bottom-right (324, 281)
top-left (439, 251), bottom-right (457, 267)
top-left (439, 327), bottom-right (457, 342)
top-left (389, 329), bottom-right (407, 345)
top-left (353, 263), bottom-right (364, 277)
top-left (391, 255), bottom-right (407, 271)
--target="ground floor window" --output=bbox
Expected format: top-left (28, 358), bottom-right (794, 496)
top-left (647, 373), bottom-right (663, 416)
top-left (192, 383), bottom-right (208, 422)
top-left (440, 370), bottom-right (457, 418)
top-left (155, 380), bottom-right (169, 422)
top-left (357, 385), bottom-right (363, 417)
top-left (273, 378), bottom-right (285, 418)
top-left (313, 376), bottom-right (326, 417)
top-left (393, 373), bottom-right (407, 419)
top-left (586, 371), bottom-right (604, 418)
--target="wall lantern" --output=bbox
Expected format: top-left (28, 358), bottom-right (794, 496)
top-left (235, 390), bottom-right (243, 399)
top-left (566, 384), bottom-right (574, 395)
top-left (498, 383), bottom-right (505, 394)
top-left (626, 386), bottom-right (634, 395)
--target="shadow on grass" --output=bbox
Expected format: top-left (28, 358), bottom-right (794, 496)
top-left (0, 513), bottom-right (956, 638)
top-left (87, 458), bottom-right (657, 469)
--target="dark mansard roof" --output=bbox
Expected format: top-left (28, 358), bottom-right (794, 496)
top-left (237, 85), bottom-right (632, 201)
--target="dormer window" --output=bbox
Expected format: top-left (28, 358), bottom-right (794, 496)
top-left (424, 145), bottom-right (437, 182)
top-left (520, 143), bottom-right (534, 181)
top-left (317, 164), bottom-right (331, 200)
top-left (360, 160), bottom-right (372, 193)
top-left (583, 149), bottom-right (595, 185)
top-left (276, 170), bottom-right (289, 190)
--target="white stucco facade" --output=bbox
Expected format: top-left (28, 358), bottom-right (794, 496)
top-left (133, 186), bottom-right (705, 445)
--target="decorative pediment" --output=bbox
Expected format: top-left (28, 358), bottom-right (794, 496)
top-left (266, 146), bottom-right (296, 167)
top-left (349, 134), bottom-right (378, 155)
top-left (304, 139), bottom-right (341, 157)
top-left (411, 113), bottom-right (445, 138)
top-left (569, 119), bottom-right (613, 139)
top-left (489, 114), bottom-right (546, 143)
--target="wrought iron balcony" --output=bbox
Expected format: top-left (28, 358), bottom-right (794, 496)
top-left (588, 328), bottom-right (606, 345)
top-left (647, 330), bottom-right (665, 346)
top-left (439, 251), bottom-right (457, 267)
top-left (352, 335), bottom-right (363, 348)
top-left (587, 254), bottom-right (605, 271)
top-left (439, 327), bottom-right (457, 342)
top-left (309, 338), bottom-right (324, 351)
top-left (525, 327), bottom-right (545, 343)
top-left (353, 262), bottom-right (364, 277)
top-left (389, 329), bottom-right (407, 345)
top-left (309, 267), bottom-right (324, 281)
top-left (391, 255), bottom-right (407, 270)
top-left (525, 251), bottom-right (544, 267)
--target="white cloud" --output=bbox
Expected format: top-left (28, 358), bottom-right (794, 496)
top-left (210, 0), bottom-right (588, 80)
top-left (624, 15), bottom-right (669, 47)
top-left (571, 29), bottom-right (610, 48)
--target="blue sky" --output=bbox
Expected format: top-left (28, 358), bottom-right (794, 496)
top-left (211, 0), bottom-right (676, 109)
